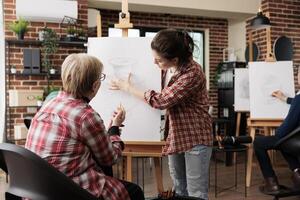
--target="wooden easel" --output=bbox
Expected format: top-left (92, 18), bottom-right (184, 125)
top-left (123, 142), bottom-right (165, 193)
top-left (265, 13), bottom-right (275, 62)
top-left (114, 0), bottom-right (133, 37)
top-left (102, 0), bottom-right (164, 194)
top-left (235, 111), bottom-right (248, 137)
top-left (246, 15), bottom-right (279, 187)
top-left (246, 118), bottom-right (283, 187)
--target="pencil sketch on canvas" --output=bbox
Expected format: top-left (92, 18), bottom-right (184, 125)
top-left (249, 61), bottom-right (295, 119)
top-left (234, 68), bottom-right (250, 111)
top-left (87, 37), bottom-right (162, 141)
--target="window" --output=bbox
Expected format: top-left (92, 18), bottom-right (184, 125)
top-left (108, 27), bottom-right (205, 71)
top-left (189, 32), bottom-right (204, 70)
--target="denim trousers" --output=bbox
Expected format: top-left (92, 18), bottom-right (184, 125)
top-left (168, 144), bottom-right (212, 200)
top-left (254, 135), bottom-right (300, 178)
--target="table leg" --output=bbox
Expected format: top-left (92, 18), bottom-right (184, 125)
top-left (246, 127), bottom-right (256, 187)
top-left (153, 157), bottom-right (164, 193)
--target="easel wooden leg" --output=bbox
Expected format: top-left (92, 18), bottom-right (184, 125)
top-left (126, 155), bottom-right (132, 181)
top-left (269, 128), bottom-right (277, 165)
top-left (96, 12), bottom-right (102, 37)
top-left (246, 127), bottom-right (256, 187)
top-left (235, 112), bottom-right (241, 137)
top-left (153, 157), bottom-right (164, 193)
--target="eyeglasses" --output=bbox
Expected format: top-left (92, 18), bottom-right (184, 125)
top-left (100, 73), bottom-right (106, 81)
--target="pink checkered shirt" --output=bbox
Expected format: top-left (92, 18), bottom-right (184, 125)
top-left (25, 91), bottom-right (130, 200)
top-left (144, 60), bottom-right (213, 155)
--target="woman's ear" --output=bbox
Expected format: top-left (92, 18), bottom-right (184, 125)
top-left (92, 79), bottom-right (100, 93)
top-left (172, 57), bottom-right (179, 66)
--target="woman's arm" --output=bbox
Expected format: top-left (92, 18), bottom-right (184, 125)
top-left (272, 90), bottom-right (293, 104)
top-left (276, 95), bottom-right (300, 138)
top-left (110, 67), bottom-right (205, 110)
top-left (80, 110), bottom-right (125, 166)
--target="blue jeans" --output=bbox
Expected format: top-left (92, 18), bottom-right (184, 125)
top-left (168, 144), bottom-right (212, 200)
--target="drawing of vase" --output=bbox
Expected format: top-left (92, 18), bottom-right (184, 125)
top-left (108, 57), bottom-right (136, 80)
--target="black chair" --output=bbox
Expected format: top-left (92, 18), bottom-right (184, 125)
top-left (264, 126), bottom-right (300, 200)
top-left (0, 143), bottom-right (99, 200)
top-left (0, 151), bottom-right (7, 174)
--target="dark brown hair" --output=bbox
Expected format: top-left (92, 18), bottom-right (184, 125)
top-left (151, 28), bottom-right (194, 69)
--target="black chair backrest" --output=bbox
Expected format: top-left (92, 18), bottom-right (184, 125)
top-left (0, 143), bottom-right (98, 200)
top-left (275, 126), bottom-right (300, 156)
top-left (0, 151), bottom-right (8, 173)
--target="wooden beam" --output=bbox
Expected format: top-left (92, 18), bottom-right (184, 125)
top-left (96, 12), bottom-right (102, 37)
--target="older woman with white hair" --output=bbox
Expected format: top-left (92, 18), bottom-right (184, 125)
top-left (25, 53), bottom-right (144, 200)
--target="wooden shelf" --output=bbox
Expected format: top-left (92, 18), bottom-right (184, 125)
top-left (5, 39), bottom-right (86, 47)
top-left (8, 105), bottom-right (39, 108)
top-left (8, 71), bottom-right (61, 77)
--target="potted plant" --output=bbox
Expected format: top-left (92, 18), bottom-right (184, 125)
top-left (41, 28), bottom-right (58, 74)
top-left (76, 28), bottom-right (86, 41)
top-left (9, 17), bottom-right (29, 40)
top-left (66, 26), bottom-right (77, 41)
top-left (213, 62), bottom-right (223, 86)
top-left (36, 96), bottom-right (43, 107)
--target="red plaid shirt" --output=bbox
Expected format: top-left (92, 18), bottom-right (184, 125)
top-left (144, 60), bottom-right (213, 155)
top-left (25, 91), bottom-right (130, 200)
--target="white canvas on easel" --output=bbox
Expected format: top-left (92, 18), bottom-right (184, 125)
top-left (249, 61), bottom-right (295, 119)
top-left (87, 37), bottom-right (162, 141)
top-left (234, 68), bottom-right (250, 112)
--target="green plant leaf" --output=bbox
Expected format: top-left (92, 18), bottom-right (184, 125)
top-left (9, 17), bottom-right (29, 35)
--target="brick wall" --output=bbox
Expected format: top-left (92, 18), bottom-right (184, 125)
top-left (246, 0), bottom-right (300, 90)
top-left (97, 9), bottom-right (228, 116)
top-left (4, 0), bottom-right (88, 140)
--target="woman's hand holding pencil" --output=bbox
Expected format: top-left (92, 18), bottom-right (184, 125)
top-left (110, 104), bottom-right (126, 127)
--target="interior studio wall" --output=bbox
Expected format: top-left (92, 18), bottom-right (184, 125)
top-left (3, 0), bottom-right (88, 139)
top-left (228, 19), bottom-right (246, 61)
top-left (0, 0), bottom-right (5, 142)
top-left (246, 0), bottom-right (300, 91)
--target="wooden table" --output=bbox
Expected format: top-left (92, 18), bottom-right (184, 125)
top-left (122, 141), bottom-right (165, 193)
top-left (246, 118), bottom-right (283, 187)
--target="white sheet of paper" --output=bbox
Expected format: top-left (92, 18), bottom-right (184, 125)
top-left (234, 68), bottom-right (250, 111)
top-left (249, 61), bottom-right (295, 119)
top-left (88, 37), bottom-right (162, 141)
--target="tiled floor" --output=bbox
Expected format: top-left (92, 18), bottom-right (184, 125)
top-left (0, 153), bottom-right (300, 200)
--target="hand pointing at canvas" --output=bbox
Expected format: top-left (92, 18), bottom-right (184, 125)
top-left (109, 73), bottom-right (145, 100)
top-left (110, 73), bottom-right (132, 92)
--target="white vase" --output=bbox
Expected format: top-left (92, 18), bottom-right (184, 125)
top-left (10, 68), bottom-right (17, 74)
top-left (50, 69), bottom-right (56, 74)
top-left (38, 31), bottom-right (45, 41)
